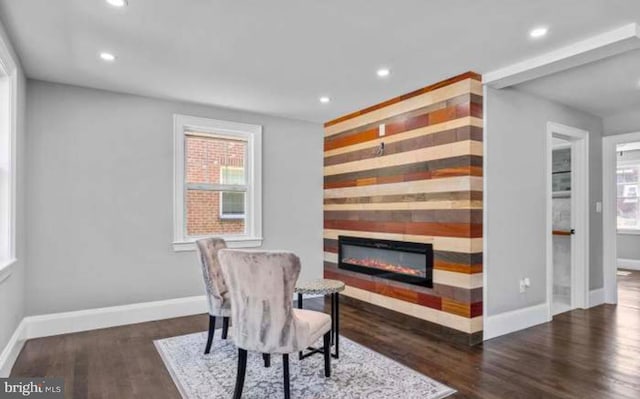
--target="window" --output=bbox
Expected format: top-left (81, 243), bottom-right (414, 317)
top-left (174, 114), bottom-right (262, 251)
top-left (0, 54), bottom-right (15, 271)
top-left (617, 160), bottom-right (640, 232)
top-left (219, 166), bottom-right (246, 219)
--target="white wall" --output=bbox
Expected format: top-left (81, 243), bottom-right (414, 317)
top-left (25, 80), bottom-right (323, 316)
top-left (0, 21), bottom-right (26, 367)
top-left (617, 235), bottom-right (640, 261)
top-left (485, 87), bottom-right (603, 318)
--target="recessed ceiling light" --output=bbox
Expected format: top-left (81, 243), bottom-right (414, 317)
top-left (106, 0), bottom-right (128, 7)
top-left (319, 96), bottom-right (331, 104)
top-left (377, 68), bottom-right (391, 78)
top-left (99, 52), bottom-right (116, 62)
top-left (530, 27), bottom-right (548, 39)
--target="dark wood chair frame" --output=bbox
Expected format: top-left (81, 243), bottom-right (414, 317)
top-left (205, 315), bottom-right (272, 369)
top-left (204, 315), bottom-right (230, 354)
top-left (232, 331), bottom-right (331, 399)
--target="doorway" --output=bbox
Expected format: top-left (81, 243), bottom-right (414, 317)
top-left (551, 137), bottom-right (572, 314)
top-left (615, 142), bottom-right (640, 309)
top-left (603, 132), bottom-right (640, 304)
top-left (546, 122), bottom-right (589, 318)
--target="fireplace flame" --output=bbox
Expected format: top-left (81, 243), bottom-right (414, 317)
top-left (343, 258), bottom-right (425, 277)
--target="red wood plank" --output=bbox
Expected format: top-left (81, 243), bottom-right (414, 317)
top-left (324, 220), bottom-right (483, 238)
top-left (470, 301), bottom-right (483, 317)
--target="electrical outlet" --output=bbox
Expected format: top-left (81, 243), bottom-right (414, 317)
top-left (378, 123), bottom-right (386, 137)
top-left (596, 201), bottom-right (602, 213)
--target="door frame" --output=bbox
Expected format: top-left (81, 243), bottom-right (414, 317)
top-left (602, 131), bottom-right (640, 304)
top-left (546, 122), bottom-right (590, 319)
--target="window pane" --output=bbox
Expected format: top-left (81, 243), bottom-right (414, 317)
top-left (617, 167), bottom-right (639, 184)
top-left (221, 166), bottom-right (245, 185)
top-left (617, 164), bottom-right (640, 229)
top-left (617, 198), bottom-right (640, 229)
top-left (186, 189), bottom-right (245, 236)
top-left (222, 192), bottom-right (245, 216)
top-left (185, 134), bottom-right (246, 185)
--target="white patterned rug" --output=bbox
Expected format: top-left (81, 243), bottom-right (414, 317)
top-left (155, 331), bottom-right (456, 399)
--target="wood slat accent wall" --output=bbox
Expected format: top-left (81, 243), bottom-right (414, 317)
top-left (323, 72), bottom-right (483, 342)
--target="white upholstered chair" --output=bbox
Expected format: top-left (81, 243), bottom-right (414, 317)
top-left (195, 238), bottom-right (231, 354)
top-left (219, 249), bottom-right (332, 399)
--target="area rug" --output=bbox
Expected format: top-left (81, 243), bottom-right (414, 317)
top-left (155, 331), bottom-right (456, 399)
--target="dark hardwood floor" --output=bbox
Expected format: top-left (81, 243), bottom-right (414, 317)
top-left (12, 271), bottom-right (640, 398)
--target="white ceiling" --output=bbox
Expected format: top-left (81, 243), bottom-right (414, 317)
top-left (516, 48), bottom-right (640, 118)
top-left (1, 0), bottom-right (639, 122)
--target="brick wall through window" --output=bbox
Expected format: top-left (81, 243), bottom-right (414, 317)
top-left (185, 134), bottom-right (246, 235)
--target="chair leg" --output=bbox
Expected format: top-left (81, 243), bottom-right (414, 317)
top-left (204, 315), bottom-right (216, 354)
top-left (222, 317), bottom-right (230, 340)
top-left (233, 348), bottom-right (247, 399)
top-left (323, 331), bottom-right (331, 378)
top-left (283, 354), bottom-right (290, 399)
top-left (263, 353), bottom-right (271, 368)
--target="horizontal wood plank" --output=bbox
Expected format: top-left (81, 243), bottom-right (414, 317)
top-left (323, 200), bottom-right (483, 211)
top-left (324, 220), bottom-right (483, 238)
top-left (323, 209), bottom-right (483, 224)
top-left (324, 176), bottom-right (483, 199)
top-left (323, 229), bottom-right (483, 252)
top-left (324, 190), bottom-right (482, 204)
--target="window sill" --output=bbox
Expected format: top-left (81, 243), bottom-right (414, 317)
top-left (617, 229), bottom-right (640, 236)
top-left (0, 258), bottom-right (16, 285)
top-left (172, 237), bottom-right (263, 252)
top-left (219, 215), bottom-right (246, 220)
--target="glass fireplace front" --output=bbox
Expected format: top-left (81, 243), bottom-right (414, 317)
top-left (338, 236), bottom-right (433, 287)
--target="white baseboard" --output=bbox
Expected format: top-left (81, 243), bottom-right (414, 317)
top-left (617, 258), bottom-right (640, 271)
top-left (24, 295), bottom-right (208, 340)
top-left (589, 288), bottom-right (605, 307)
top-left (0, 320), bottom-right (26, 377)
top-left (483, 303), bottom-right (550, 341)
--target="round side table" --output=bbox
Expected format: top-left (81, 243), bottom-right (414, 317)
top-left (295, 278), bottom-right (345, 359)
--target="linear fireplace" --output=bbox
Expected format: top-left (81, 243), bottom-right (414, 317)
top-left (338, 236), bottom-right (433, 288)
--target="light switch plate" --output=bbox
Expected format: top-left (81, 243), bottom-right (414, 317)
top-left (378, 124), bottom-right (385, 137)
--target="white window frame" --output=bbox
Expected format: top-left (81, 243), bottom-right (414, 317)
top-left (219, 166), bottom-right (246, 220)
top-left (616, 158), bottom-right (640, 235)
top-left (0, 29), bottom-right (17, 283)
top-left (173, 114), bottom-right (262, 251)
